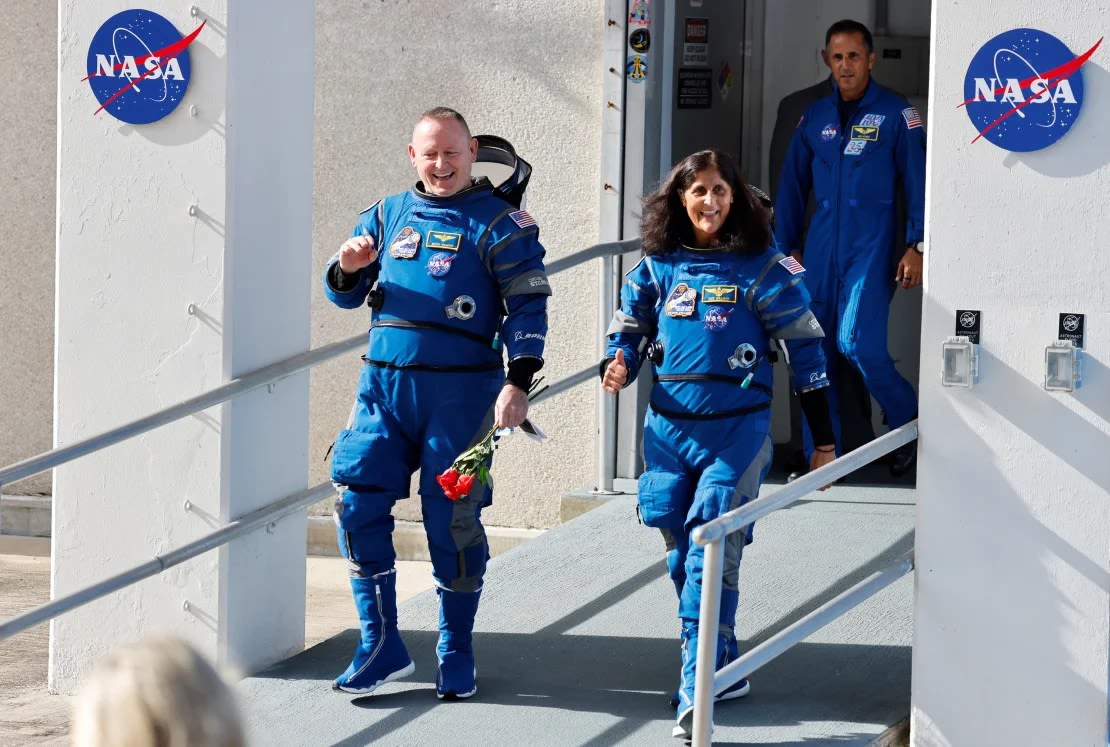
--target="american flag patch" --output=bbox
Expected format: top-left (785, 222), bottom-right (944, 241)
top-left (902, 106), bottom-right (922, 129)
top-left (779, 256), bottom-right (804, 275)
top-left (509, 210), bottom-right (536, 228)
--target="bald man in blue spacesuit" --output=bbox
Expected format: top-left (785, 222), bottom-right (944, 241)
top-left (323, 107), bottom-right (549, 699)
top-left (775, 19), bottom-right (925, 476)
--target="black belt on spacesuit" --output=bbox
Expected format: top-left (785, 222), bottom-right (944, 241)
top-left (648, 399), bottom-right (771, 421)
top-left (654, 372), bottom-right (773, 397)
top-left (649, 372), bottom-right (773, 420)
top-left (361, 356), bottom-right (502, 373)
top-left (371, 318), bottom-right (496, 348)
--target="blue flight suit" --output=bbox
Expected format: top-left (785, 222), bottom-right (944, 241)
top-left (324, 178), bottom-right (549, 591)
top-left (605, 245), bottom-right (828, 630)
top-left (324, 177), bottom-right (549, 697)
top-left (774, 78), bottom-right (925, 455)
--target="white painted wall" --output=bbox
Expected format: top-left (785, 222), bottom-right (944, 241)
top-left (913, 5), bottom-right (1110, 745)
top-left (51, 0), bottom-right (313, 691)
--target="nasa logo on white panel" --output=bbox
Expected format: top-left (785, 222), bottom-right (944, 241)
top-left (85, 9), bottom-right (206, 124)
top-left (961, 28), bottom-right (1102, 152)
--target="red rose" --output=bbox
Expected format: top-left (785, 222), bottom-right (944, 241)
top-left (455, 473), bottom-right (475, 497)
top-left (436, 468), bottom-right (459, 495)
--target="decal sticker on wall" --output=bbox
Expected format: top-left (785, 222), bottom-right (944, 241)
top-left (629, 0), bottom-right (650, 27)
top-left (85, 9), bottom-right (205, 124)
top-left (677, 68), bottom-right (712, 109)
top-left (1058, 312), bottom-right (1085, 348)
top-left (629, 28), bottom-right (651, 53)
top-left (627, 55), bottom-right (648, 83)
top-left (956, 309), bottom-right (982, 344)
top-left (683, 43), bottom-right (708, 66)
top-left (717, 60), bottom-right (734, 100)
top-left (961, 28), bottom-right (1102, 151)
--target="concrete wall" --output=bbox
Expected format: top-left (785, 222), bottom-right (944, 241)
top-left (308, 1), bottom-right (605, 529)
top-left (1, 2), bottom-right (604, 533)
top-left (0, 1), bottom-right (57, 497)
top-left (913, 5), bottom-right (1110, 744)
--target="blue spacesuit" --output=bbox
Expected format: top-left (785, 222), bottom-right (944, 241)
top-left (774, 78), bottom-right (925, 456)
top-left (605, 243), bottom-right (828, 718)
top-left (324, 177), bottom-right (549, 697)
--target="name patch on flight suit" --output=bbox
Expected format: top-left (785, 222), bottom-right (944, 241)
top-left (426, 231), bottom-right (462, 251)
top-left (390, 226), bottom-right (421, 258)
top-left (702, 285), bottom-right (737, 303)
top-left (859, 113), bottom-right (886, 127)
top-left (851, 125), bottom-right (880, 141)
top-left (665, 283), bottom-right (697, 317)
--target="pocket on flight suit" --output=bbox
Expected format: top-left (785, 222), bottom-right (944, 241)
top-left (636, 471), bottom-right (691, 529)
top-left (329, 428), bottom-right (406, 492)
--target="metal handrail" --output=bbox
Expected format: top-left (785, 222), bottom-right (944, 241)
top-left (0, 239), bottom-right (640, 492)
top-left (0, 482), bottom-right (334, 641)
top-left (0, 238), bottom-right (639, 641)
top-left (688, 419), bottom-right (919, 747)
top-left (0, 334), bottom-right (365, 489)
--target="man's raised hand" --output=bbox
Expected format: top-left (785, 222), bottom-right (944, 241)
top-left (338, 232), bottom-right (378, 274)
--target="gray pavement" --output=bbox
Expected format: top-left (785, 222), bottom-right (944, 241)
top-left (241, 485), bottom-right (916, 746)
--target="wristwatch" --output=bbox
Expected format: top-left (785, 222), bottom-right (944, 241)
top-left (907, 241), bottom-right (924, 254)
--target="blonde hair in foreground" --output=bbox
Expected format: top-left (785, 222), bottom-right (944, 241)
top-left (71, 635), bottom-right (246, 747)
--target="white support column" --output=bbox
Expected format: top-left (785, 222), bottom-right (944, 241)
top-left (913, 5), bottom-right (1110, 745)
top-left (52, 0), bottom-right (313, 691)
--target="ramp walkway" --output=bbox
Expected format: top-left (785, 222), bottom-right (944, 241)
top-left (240, 481), bottom-right (915, 746)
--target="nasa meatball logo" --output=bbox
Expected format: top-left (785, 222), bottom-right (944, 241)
top-left (703, 306), bottom-right (730, 331)
top-left (426, 252), bottom-right (456, 277)
top-left (961, 28), bottom-right (1102, 152)
top-left (959, 311), bottom-right (978, 329)
top-left (85, 9), bottom-right (205, 124)
top-left (820, 124), bottom-right (838, 142)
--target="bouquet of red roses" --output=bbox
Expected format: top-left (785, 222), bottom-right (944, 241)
top-left (435, 425), bottom-right (497, 501)
top-left (436, 381), bottom-right (547, 501)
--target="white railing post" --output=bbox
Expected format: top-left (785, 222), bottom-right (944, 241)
top-left (692, 535), bottom-right (724, 746)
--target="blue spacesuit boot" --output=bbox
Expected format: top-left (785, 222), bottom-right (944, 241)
top-left (670, 589), bottom-right (749, 707)
top-left (673, 621), bottom-right (705, 739)
top-left (333, 569), bottom-right (415, 694)
top-left (435, 587), bottom-right (481, 700)
top-left (672, 619), bottom-right (751, 739)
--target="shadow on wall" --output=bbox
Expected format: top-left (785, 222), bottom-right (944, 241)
top-left (918, 291), bottom-right (1110, 744)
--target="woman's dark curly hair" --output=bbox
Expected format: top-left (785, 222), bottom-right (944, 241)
top-left (640, 149), bottom-right (771, 256)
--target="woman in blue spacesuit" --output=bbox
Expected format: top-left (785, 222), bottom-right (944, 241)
top-left (600, 149), bottom-right (836, 738)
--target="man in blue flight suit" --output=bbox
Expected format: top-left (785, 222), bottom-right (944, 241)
top-left (774, 19), bottom-right (925, 476)
top-left (323, 107), bottom-right (550, 699)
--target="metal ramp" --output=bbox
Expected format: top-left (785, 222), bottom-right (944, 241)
top-left (240, 484), bottom-right (914, 746)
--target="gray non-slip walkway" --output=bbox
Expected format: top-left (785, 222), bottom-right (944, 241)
top-left (241, 484), bottom-right (915, 746)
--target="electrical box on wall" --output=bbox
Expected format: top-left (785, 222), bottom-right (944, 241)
top-left (872, 35), bottom-right (929, 98)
